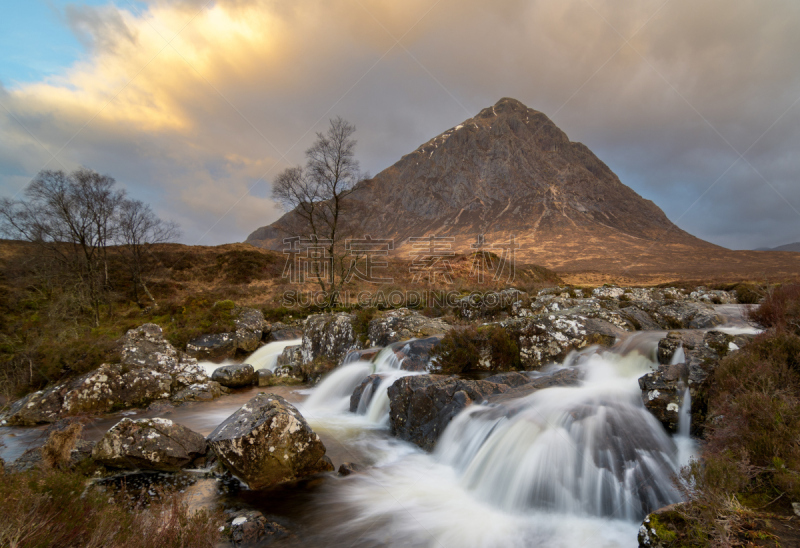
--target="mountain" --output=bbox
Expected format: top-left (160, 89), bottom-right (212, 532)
top-left (247, 98), bottom-right (800, 282)
top-left (763, 242), bottom-right (800, 253)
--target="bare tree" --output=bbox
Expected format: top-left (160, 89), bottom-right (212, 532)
top-left (272, 117), bottom-right (366, 305)
top-left (0, 168), bottom-right (125, 326)
top-left (115, 198), bottom-right (181, 306)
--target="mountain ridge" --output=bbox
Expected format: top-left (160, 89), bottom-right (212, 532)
top-left (247, 97), bottom-right (733, 276)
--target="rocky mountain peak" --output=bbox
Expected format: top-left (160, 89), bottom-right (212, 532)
top-left (247, 98), bottom-right (719, 266)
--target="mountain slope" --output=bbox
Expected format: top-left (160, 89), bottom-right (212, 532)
top-left (247, 98), bottom-right (728, 275)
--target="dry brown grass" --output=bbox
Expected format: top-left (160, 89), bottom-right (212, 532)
top-left (41, 423), bottom-right (83, 469)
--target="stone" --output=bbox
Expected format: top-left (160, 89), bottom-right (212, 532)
top-left (121, 323), bottom-right (208, 389)
top-left (171, 381), bottom-right (226, 403)
top-left (338, 462), bottom-right (363, 476)
top-left (301, 313), bottom-right (360, 365)
top-left (208, 394), bottom-right (334, 489)
top-left (367, 308), bottom-right (450, 347)
top-left (234, 307), bottom-right (267, 352)
top-left (638, 362), bottom-right (691, 433)
top-left (638, 503), bottom-right (687, 547)
top-left (92, 417), bottom-right (207, 471)
top-left (212, 364), bottom-right (256, 388)
top-left (186, 332), bottom-right (237, 361)
top-left (227, 510), bottom-right (290, 546)
top-left (387, 376), bottom-right (510, 451)
top-left (350, 374), bottom-right (384, 413)
top-left (257, 369), bottom-right (273, 387)
top-left (7, 364), bottom-right (172, 425)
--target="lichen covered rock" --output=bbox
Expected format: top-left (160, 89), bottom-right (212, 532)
top-left (92, 417), bottom-right (207, 471)
top-left (367, 308), bottom-right (450, 347)
top-left (208, 394), bottom-right (334, 489)
top-left (212, 364), bottom-right (256, 388)
top-left (301, 313), bottom-right (360, 365)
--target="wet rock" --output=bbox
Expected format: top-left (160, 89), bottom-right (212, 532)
top-left (338, 462), bottom-right (363, 476)
top-left (643, 330), bottom-right (753, 434)
top-left (619, 305), bottom-right (662, 331)
top-left (171, 381), bottom-right (226, 403)
top-left (301, 313), bottom-right (360, 365)
top-left (276, 345), bottom-right (302, 370)
top-left (92, 417), bottom-right (207, 471)
top-left (367, 308), bottom-right (450, 347)
top-left (388, 375), bottom-right (510, 451)
top-left (234, 307), bottom-right (266, 352)
top-left (257, 369), bottom-right (273, 387)
top-left (342, 347), bottom-right (382, 364)
top-left (227, 510), bottom-right (290, 546)
top-left (388, 336), bottom-right (443, 371)
top-left (638, 362), bottom-right (690, 433)
top-left (208, 394), bottom-right (334, 489)
top-left (502, 313), bottom-right (626, 369)
top-left (638, 503), bottom-right (687, 547)
top-left (483, 371), bottom-right (532, 387)
top-left (487, 368), bottom-right (583, 404)
top-left (212, 364), bottom-right (256, 388)
top-left (350, 374), bottom-right (384, 413)
top-left (186, 332), bottom-right (237, 361)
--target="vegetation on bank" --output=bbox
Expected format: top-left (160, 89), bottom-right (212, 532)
top-left (656, 284), bottom-right (800, 547)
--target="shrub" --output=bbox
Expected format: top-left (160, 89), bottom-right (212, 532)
top-left (484, 325), bottom-right (521, 371)
top-left (352, 308), bottom-right (377, 346)
top-left (430, 326), bottom-right (481, 373)
top-left (748, 283), bottom-right (800, 333)
top-left (41, 423), bottom-right (83, 469)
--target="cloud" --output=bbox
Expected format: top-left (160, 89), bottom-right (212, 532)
top-left (0, 0), bottom-right (798, 248)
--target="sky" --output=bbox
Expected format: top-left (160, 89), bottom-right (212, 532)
top-left (1, 0), bottom-right (799, 250)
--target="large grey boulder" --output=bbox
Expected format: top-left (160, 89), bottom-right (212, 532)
top-left (208, 394), bottom-right (334, 489)
top-left (121, 324), bottom-right (208, 389)
top-left (7, 364), bottom-right (172, 425)
top-left (170, 381), bottom-right (226, 403)
top-left (301, 313), bottom-right (360, 365)
top-left (367, 308), bottom-right (450, 347)
top-left (211, 364), bottom-right (256, 388)
top-left (92, 418), bottom-right (207, 471)
top-left (234, 307), bottom-right (266, 352)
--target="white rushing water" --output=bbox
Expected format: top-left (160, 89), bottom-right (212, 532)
top-left (301, 338), bottom-right (693, 548)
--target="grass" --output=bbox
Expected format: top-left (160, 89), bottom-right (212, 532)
top-left (0, 467), bottom-right (222, 548)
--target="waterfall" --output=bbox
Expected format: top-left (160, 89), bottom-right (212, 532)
top-left (434, 351), bottom-right (681, 521)
top-left (317, 340), bottom-right (690, 547)
top-left (244, 338), bottom-right (303, 371)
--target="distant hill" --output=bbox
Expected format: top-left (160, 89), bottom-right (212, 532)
top-left (761, 242), bottom-right (800, 253)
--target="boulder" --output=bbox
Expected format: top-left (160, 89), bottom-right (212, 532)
top-left (342, 347), bottom-right (382, 364)
top-left (92, 418), bottom-right (207, 471)
top-left (171, 381), bottom-right (226, 403)
top-left (503, 312), bottom-right (626, 369)
top-left (638, 362), bottom-right (691, 433)
top-left (367, 308), bottom-right (450, 347)
top-left (276, 345), bottom-right (302, 372)
top-left (121, 324), bottom-right (208, 388)
top-left (212, 364), bottom-right (256, 388)
top-left (234, 307), bottom-right (266, 352)
top-left (227, 510), bottom-right (290, 546)
top-left (186, 332), bottom-right (237, 361)
top-left (338, 462), bottom-right (363, 476)
top-left (638, 503), bottom-right (687, 547)
top-left (301, 313), bottom-right (360, 365)
top-left (257, 369), bottom-right (273, 387)
top-left (208, 394), bottom-right (334, 489)
top-left (641, 330), bottom-right (753, 434)
top-left (388, 376), bottom-right (510, 451)
top-left (487, 368), bottom-right (583, 404)
top-left (267, 326), bottom-right (303, 341)
top-left (350, 374), bottom-right (384, 413)
top-left (7, 364), bottom-right (172, 425)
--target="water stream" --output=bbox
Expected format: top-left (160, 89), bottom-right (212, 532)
top-left (0, 325), bottom-right (743, 547)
